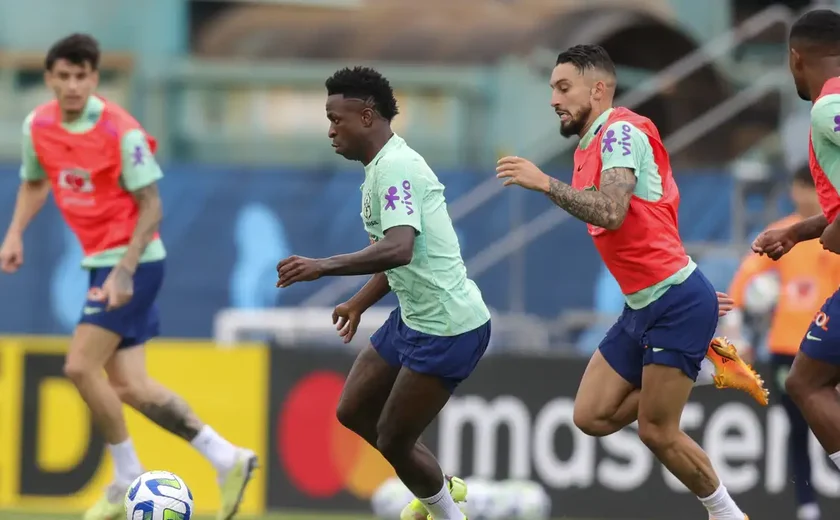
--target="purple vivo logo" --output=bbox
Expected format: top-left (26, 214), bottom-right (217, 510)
top-left (384, 180), bottom-right (415, 215)
top-left (602, 130), bottom-right (616, 153)
top-left (620, 124), bottom-right (632, 156)
top-left (132, 145), bottom-right (145, 166)
top-left (384, 187), bottom-right (399, 210)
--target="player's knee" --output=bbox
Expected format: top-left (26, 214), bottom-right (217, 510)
top-left (573, 414), bottom-right (610, 437)
top-left (336, 399), bottom-right (363, 433)
top-left (63, 357), bottom-right (95, 384)
top-left (637, 420), bottom-right (678, 452)
top-left (784, 370), bottom-right (812, 403)
top-left (573, 405), bottom-right (617, 437)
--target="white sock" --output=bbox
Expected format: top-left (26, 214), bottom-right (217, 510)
top-left (191, 425), bottom-right (239, 473)
top-left (108, 439), bottom-right (144, 484)
top-left (418, 481), bottom-right (465, 520)
top-left (698, 483), bottom-right (744, 520)
top-left (797, 502), bottom-right (821, 520)
top-left (695, 357), bottom-right (717, 386)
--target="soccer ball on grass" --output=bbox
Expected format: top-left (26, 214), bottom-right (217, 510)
top-left (125, 470), bottom-right (194, 520)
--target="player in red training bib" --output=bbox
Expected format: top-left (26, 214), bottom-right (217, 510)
top-left (753, 8), bottom-right (840, 480)
top-left (0, 34), bottom-right (256, 520)
top-left (496, 45), bottom-right (766, 520)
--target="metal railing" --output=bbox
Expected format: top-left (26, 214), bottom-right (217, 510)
top-left (302, 4), bottom-right (796, 306)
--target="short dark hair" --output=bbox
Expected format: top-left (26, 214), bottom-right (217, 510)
top-left (45, 34), bottom-right (100, 71)
top-left (325, 66), bottom-right (399, 121)
top-left (790, 9), bottom-right (840, 50)
top-left (793, 165), bottom-right (815, 187)
top-left (556, 44), bottom-right (616, 76)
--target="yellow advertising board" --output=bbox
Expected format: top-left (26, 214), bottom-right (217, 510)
top-left (0, 336), bottom-right (267, 516)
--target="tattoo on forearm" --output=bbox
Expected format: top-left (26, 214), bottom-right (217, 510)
top-left (140, 396), bottom-right (203, 441)
top-left (546, 167), bottom-right (636, 229)
top-left (130, 183), bottom-right (163, 245)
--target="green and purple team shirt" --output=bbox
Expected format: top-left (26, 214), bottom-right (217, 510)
top-left (361, 134), bottom-right (491, 336)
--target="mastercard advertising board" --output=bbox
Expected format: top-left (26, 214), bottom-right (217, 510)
top-left (267, 347), bottom-right (399, 511)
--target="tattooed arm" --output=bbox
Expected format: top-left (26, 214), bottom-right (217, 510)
top-left (497, 121), bottom-right (645, 230)
top-left (120, 183), bottom-right (163, 273)
top-left (118, 130), bottom-right (164, 273)
top-left (544, 168), bottom-right (636, 230)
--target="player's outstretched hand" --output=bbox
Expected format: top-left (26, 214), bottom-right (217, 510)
top-left (332, 302), bottom-right (362, 344)
top-left (96, 264), bottom-right (134, 310)
top-left (716, 291), bottom-right (734, 317)
top-left (0, 233), bottom-right (23, 273)
top-left (276, 255), bottom-right (324, 288)
top-left (751, 227), bottom-right (796, 260)
top-left (496, 156), bottom-right (551, 192)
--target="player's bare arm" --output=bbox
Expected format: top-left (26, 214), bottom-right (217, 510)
top-left (820, 217), bottom-right (840, 254)
top-left (752, 214), bottom-right (828, 259)
top-left (545, 167), bottom-right (636, 230)
top-left (121, 182), bottom-right (163, 272)
top-left (344, 272), bottom-right (391, 310)
top-left (333, 273), bottom-right (391, 343)
top-left (0, 179), bottom-right (50, 272)
top-left (276, 225), bottom-right (414, 288)
top-left (96, 183), bottom-right (162, 310)
top-left (496, 155), bottom-right (635, 230)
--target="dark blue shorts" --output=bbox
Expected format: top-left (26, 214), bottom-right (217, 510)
top-left (800, 288), bottom-right (840, 365)
top-left (599, 269), bottom-right (718, 388)
top-left (371, 307), bottom-right (491, 393)
top-left (79, 260), bottom-right (164, 349)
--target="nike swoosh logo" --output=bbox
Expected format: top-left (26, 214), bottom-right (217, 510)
top-left (652, 347), bottom-right (664, 353)
top-left (806, 331), bottom-right (822, 341)
top-left (83, 306), bottom-right (102, 315)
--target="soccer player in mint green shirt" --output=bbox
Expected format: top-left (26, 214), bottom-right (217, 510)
top-left (0, 34), bottom-right (255, 520)
top-left (276, 66), bottom-right (490, 520)
top-left (754, 8), bottom-right (840, 484)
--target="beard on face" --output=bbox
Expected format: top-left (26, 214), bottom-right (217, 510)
top-left (559, 103), bottom-right (593, 138)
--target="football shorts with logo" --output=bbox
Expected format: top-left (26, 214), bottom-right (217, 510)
top-left (598, 269), bottom-right (719, 387)
top-left (79, 260), bottom-right (165, 348)
top-left (800, 288), bottom-right (840, 365)
top-left (371, 306), bottom-right (491, 393)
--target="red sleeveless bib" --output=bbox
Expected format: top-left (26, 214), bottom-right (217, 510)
top-left (30, 97), bottom-right (158, 256)
top-left (571, 107), bottom-right (689, 294)
top-left (810, 77), bottom-right (840, 224)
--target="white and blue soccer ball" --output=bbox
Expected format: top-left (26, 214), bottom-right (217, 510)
top-left (371, 477), bottom-right (414, 519)
top-left (125, 470), bottom-right (194, 520)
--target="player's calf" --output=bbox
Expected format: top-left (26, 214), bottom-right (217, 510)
top-left (785, 352), bottom-right (840, 463)
top-left (639, 364), bottom-right (747, 520)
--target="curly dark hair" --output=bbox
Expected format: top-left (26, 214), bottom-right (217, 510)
top-left (325, 66), bottom-right (399, 121)
top-left (790, 9), bottom-right (840, 51)
top-left (45, 33), bottom-right (100, 71)
top-left (555, 44), bottom-right (616, 77)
